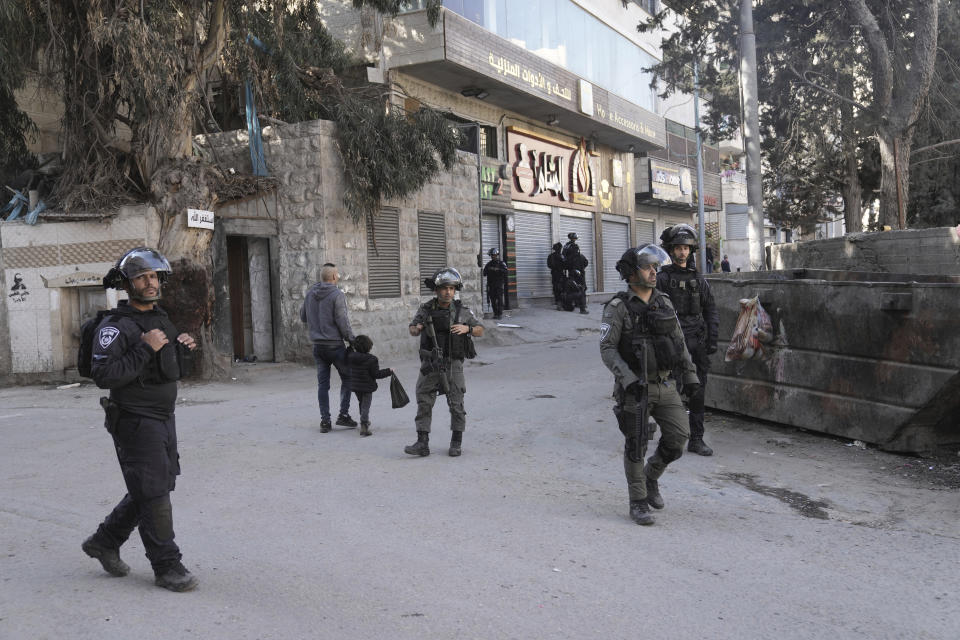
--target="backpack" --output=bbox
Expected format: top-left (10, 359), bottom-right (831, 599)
top-left (77, 309), bottom-right (118, 378)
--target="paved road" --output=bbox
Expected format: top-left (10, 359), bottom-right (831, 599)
top-left (2, 306), bottom-right (958, 639)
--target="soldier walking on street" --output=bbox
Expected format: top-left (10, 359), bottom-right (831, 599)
top-left (82, 247), bottom-right (200, 592)
top-left (483, 247), bottom-right (509, 320)
top-left (600, 244), bottom-right (700, 525)
top-left (405, 268), bottom-right (484, 457)
top-left (657, 224), bottom-right (720, 456)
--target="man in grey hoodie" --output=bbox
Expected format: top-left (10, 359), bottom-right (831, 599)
top-left (300, 265), bottom-right (358, 432)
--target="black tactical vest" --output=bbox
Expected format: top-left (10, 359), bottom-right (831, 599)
top-left (420, 301), bottom-right (470, 360)
top-left (615, 293), bottom-right (686, 373)
top-left (663, 268), bottom-right (702, 317)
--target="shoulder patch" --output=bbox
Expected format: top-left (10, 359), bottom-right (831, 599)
top-left (609, 297), bottom-right (623, 307)
top-left (98, 326), bottom-right (121, 349)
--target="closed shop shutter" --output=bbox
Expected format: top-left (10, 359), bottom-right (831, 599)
top-left (635, 218), bottom-right (655, 246)
top-left (601, 219), bottom-right (630, 292)
top-left (481, 215), bottom-right (502, 312)
top-left (367, 208), bottom-right (401, 299)
top-left (514, 210), bottom-right (552, 298)
top-left (559, 214), bottom-right (596, 292)
top-left (418, 211), bottom-right (447, 295)
top-left (726, 204), bottom-right (748, 239)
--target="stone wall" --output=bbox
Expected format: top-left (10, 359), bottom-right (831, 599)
top-left (198, 118), bottom-right (481, 364)
top-left (768, 227), bottom-right (960, 276)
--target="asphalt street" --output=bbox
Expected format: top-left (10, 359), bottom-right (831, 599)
top-left (2, 304), bottom-right (958, 640)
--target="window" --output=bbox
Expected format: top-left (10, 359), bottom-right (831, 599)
top-left (447, 115), bottom-right (497, 159)
top-left (367, 209), bottom-right (401, 298)
top-left (418, 211), bottom-right (447, 295)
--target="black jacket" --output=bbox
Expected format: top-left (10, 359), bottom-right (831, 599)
top-left (91, 301), bottom-right (183, 419)
top-left (483, 259), bottom-right (508, 287)
top-left (655, 264), bottom-right (719, 350)
top-left (346, 351), bottom-right (391, 393)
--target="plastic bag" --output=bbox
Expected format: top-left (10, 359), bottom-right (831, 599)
top-left (725, 295), bottom-right (774, 362)
top-left (390, 373), bottom-right (410, 409)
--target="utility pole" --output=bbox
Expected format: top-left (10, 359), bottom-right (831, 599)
top-left (740, 0), bottom-right (765, 269)
top-left (693, 59), bottom-right (708, 268)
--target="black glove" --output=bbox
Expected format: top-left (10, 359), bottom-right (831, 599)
top-left (706, 342), bottom-right (718, 355)
top-left (625, 381), bottom-right (642, 397)
top-left (682, 382), bottom-right (700, 400)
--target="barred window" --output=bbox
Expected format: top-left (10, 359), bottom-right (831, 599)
top-left (367, 208), bottom-right (401, 298)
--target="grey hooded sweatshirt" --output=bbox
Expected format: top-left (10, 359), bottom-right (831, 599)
top-left (300, 282), bottom-right (356, 347)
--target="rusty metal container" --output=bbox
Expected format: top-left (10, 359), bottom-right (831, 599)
top-left (705, 269), bottom-right (960, 454)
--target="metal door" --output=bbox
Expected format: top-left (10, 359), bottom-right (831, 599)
top-left (602, 218), bottom-right (630, 292)
top-left (481, 215), bottom-right (502, 312)
top-left (513, 210), bottom-right (552, 298)
top-left (559, 214), bottom-right (596, 292)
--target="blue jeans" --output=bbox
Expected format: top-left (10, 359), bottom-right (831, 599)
top-left (312, 344), bottom-right (351, 420)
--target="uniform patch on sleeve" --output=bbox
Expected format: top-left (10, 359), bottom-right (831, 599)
top-left (98, 326), bottom-right (120, 349)
top-left (599, 322), bottom-right (611, 343)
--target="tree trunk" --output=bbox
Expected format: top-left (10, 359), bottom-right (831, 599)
top-left (838, 73), bottom-right (863, 233)
top-left (877, 131), bottom-right (911, 229)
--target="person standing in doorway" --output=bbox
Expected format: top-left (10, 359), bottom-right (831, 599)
top-left (301, 265), bottom-right (358, 432)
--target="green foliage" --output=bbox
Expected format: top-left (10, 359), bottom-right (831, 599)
top-left (0, 1), bottom-right (37, 174)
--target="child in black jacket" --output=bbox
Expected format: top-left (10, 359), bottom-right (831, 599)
top-left (346, 335), bottom-right (392, 436)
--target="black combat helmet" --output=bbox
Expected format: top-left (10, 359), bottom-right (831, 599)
top-left (615, 243), bottom-right (671, 281)
top-left (660, 223), bottom-right (698, 251)
top-left (552, 242), bottom-right (563, 252)
top-left (424, 267), bottom-right (463, 291)
top-left (488, 248), bottom-right (500, 257)
top-left (103, 247), bottom-right (172, 290)
top-left (567, 232), bottom-right (579, 241)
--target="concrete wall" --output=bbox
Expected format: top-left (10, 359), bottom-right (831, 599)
top-left (0, 206), bottom-right (157, 380)
top-left (198, 118), bottom-right (481, 364)
top-left (769, 227), bottom-right (960, 276)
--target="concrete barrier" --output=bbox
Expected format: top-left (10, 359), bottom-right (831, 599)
top-left (705, 269), bottom-right (960, 454)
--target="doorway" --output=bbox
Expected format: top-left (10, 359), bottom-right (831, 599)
top-left (226, 235), bottom-right (275, 361)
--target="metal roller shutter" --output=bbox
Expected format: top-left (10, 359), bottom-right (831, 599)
top-left (418, 211), bottom-right (447, 295)
top-left (514, 210), bottom-right (552, 298)
top-left (602, 219), bottom-right (630, 292)
top-left (367, 208), bottom-right (401, 298)
top-left (559, 215), bottom-right (595, 292)
top-left (726, 204), bottom-right (748, 239)
top-left (635, 219), bottom-right (655, 246)
top-left (481, 215), bottom-right (502, 312)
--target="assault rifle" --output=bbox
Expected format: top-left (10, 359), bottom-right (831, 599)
top-left (421, 311), bottom-right (451, 395)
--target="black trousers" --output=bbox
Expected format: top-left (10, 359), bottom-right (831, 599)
top-left (487, 284), bottom-right (505, 317)
top-left (92, 411), bottom-right (182, 572)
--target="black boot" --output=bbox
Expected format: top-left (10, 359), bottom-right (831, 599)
top-left (644, 464), bottom-right (664, 510)
top-left (154, 562), bottom-right (198, 592)
top-left (688, 412), bottom-right (713, 456)
top-left (359, 421), bottom-right (371, 437)
top-left (404, 431), bottom-right (430, 456)
top-left (629, 500), bottom-right (655, 526)
top-left (449, 431), bottom-right (462, 457)
top-left (82, 536), bottom-right (129, 577)
top-left (687, 438), bottom-right (713, 456)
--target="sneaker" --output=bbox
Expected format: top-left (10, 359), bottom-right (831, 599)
top-left (82, 536), bottom-right (129, 577)
top-left (336, 414), bottom-right (358, 428)
top-left (320, 419), bottom-right (332, 433)
top-left (154, 562), bottom-right (198, 592)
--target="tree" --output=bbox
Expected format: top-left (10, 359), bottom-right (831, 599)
top-left (0, 0), bottom-right (454, 374)
top-left (641, 0), bottom-right (940, 231)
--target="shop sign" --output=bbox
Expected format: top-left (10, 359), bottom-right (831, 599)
top-left (649, 159), bottom-right (693, 206)
top-left (480, 165), bottom-right (504, 200)
top-left (187, 208), bottom-right (215, 230)
top-left (508, 129), bottom-right (598, 210)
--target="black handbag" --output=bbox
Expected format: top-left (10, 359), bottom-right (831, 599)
top-left (390, 372), bottom-right (410, 409)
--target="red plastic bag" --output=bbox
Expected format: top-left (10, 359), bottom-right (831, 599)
top-left (725, 295), bottom-right (774, 362)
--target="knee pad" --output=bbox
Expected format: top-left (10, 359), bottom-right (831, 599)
top-left (655, 443), bottom-right (683, 465)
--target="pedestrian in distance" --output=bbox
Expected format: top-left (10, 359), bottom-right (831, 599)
top-left (483, 247), bottom-right (509, 320)
top-left (301, 264), bottom-right (359, 432)
top-left (345, 335), bottom-right (393, 437)
top-left (82, 247), bottom-right (200, 592)
top-left (405, 268), bottom-right (483, 458)
top-left (547, 242), bottom-right (565, 310)
top-left (600, 244), bottom-right (701, 526)
top-left (657, 224), bottom-right (720, 456)
top-left (721, 255), bottom-right (731, 273)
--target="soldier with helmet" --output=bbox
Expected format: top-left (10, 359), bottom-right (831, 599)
top-left (600, 244), bottom-right (700, 525)
top-left (657, 224), bottom-right (720, 456)
top-left (405, 268), bottom-right (484, 457)
top-left (482, 247), bottom-right (509, 320)
top-left (81, 247), bottom-right (199, 592)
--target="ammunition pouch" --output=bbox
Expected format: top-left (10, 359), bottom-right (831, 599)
top-left (100, 396), bottom-right (120, 436)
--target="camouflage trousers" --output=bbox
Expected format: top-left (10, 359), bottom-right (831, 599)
top-left (414, 359), bottom-right (467, 433)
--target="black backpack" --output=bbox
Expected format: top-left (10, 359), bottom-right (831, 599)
top-left (77, 309), bottom-right (118, 378)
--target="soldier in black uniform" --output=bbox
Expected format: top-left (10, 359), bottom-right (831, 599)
top-left (657, 224), bottom-right (720, 456)
top-left (547, 242), bottom-right (565, 309)
top-left (405, 268), bottom-right (484, 457)
top-left (81, 247), bottom-right (199, 592)
top-left (561, 231), bottom-right (580, 263)
top-left (482, 247), bottom-right (509, 319)
top-left (562, 243), bottom-right (590, 314)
